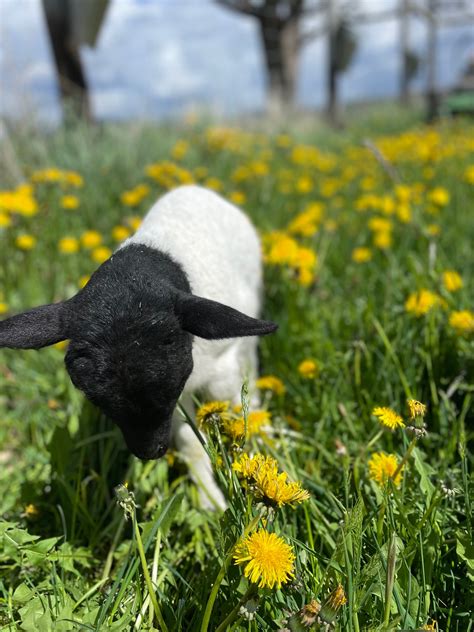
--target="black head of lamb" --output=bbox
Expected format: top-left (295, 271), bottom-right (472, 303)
top-left (0, 245), bottom-right (277, 459)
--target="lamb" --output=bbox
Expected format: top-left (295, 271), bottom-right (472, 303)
top-left (0, 185), bottom-right (277, 509)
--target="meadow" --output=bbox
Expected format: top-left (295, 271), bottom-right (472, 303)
top-left (0, 109), bottom-right (473, 631)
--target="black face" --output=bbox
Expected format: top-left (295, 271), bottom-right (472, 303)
top-left (65, 326), bottom-right (193, 460)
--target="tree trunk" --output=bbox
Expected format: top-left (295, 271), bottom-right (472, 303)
top-left (426, 0), bottom-right (438, 122)
top-left (258, 13), bottom-right (300, 116)
top-left (399, 0), bottom-right (410, 105)
top-left (42, 0), bottom-right (91, 122)
top-left (326, 0), bottom-right (340, 126)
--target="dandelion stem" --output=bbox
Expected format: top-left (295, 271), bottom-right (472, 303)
top-left (383, 533), bottom-right (397, 627)
top-left (200, 512), bottom-right (263, 632)
top-left (214, 585), bottom-right (257, 632)
top-left (393, 437), bottom-right (418, 480)
top-left (133, 513), bottom-right (168, 632)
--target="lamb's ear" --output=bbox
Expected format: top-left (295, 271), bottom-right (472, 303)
top-left (175, 292), bottom-right (278, 340)
top-left (0, 302), bottom-right (69, 349)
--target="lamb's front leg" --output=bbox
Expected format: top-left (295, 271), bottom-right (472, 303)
top-left (172, 394), bottom-right (226, 511)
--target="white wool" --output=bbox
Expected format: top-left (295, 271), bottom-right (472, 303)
top-left (124, 186), bottom-right (264, 509)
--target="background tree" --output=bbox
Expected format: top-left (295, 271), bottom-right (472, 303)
top-left (42, 0), bottom-right (109, 122)
top-left (326, 2), bottom-right (357, 126)
top-left (216, 0), bottom-right (326, 115)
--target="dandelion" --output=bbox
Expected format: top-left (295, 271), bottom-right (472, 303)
top-left (234, 529), bottom-right (295, 589)
top-left (372, 406), bottom-right (405, 430)
top-left (112, 225), bottom-right (131, 242)
top-left (255, 375), bottom-right (285, 396)
top-left (15, 234), bottom-right (36, 250)
top-left (79, 275), bottom-right (90, 288)
top-left (298, 359), bottom-right (319, 379)
top-left (442, 270), bottom-right (463, 292)
top-left (24, 504), bottom-right (39, 518)
top-left (368, 452), bottom-right (403, 487)
top-left (223, 410), bottom-right (271, 441)
top-left (352, 247), bottom-right (372, 263)
top-left (0, 212), bottom-right (12, 228)
top-left (319, 585), bottom-right (347, 624)
top-left (426, 223), bottom-right (440, 237)
top-left (58, 236), bottom-right (79, 254)
top-left (64, 171), bottom-right (84, 187)
top-left (229, 191), bottom-right (246, 205)
top-left (449, 310), bottom-right (474, 335)
top-left (407, 399), bottom-right (427, 420)
top-left (464, 165), bottom-right (474, 185)
top-left (91, 246), bottom-right (112, 264)
top-left (232, 453), bottom-right (310, 507)
top-left (61, 195), bottom-right (79, 210)
top-left (0, 302), bottom-right (8, 315)
top-left (428, 187), bottom-right (450, 206)
top-left (373, 230), bottom-right (392, 249)
top-left (81, 230), bottom-right (103, 249)
top-left (405, 289), bottom-right (441, 316)
top-left (196, 400), bottom-right (230, 426)
top-left (126, 216), bottom-right (142, 231)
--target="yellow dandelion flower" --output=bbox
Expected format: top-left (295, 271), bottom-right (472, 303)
top-left (449, 310), bottom-right (474, 335)
top-left (112, 225), bottom-right (131, 242)
top-left (78, 275), bottom-right (90, 289)
top-left (58, 236), bottom-right (79, 254)
top-left (171, 140), bottom-right (189, 160)
top-left (298, 359), bottom-right (319, 379)
top-left (91, 246), bottom-right (112, 264)
top-left (373, 230), bottom-right (392, 250)
top-left (428, 187), bottom-right (450, 206)
top-left (352, 247), bottom-right (372, 263)
top-left (61, 195), bottom-right (79, 210)
top-left (426, 223), bottom-right (440, 237)
top-left (204, 177), bottom-right (222, 191)
top-left (368, 452), bottom-right (403, 487)
top-left (296, 175), bottom-right (313, 194)
top-left (196, 400), bottom-right (230, 426)
top-left (81, 230), bottom-right (102, 249)
top-left (224, 410), bottom-right (271, 440)
top-left (368, 217), bottom-right (392, 232)
top-left (233, 453), bottom-right (310, 507)
top-left (464, 165), bottom-right (474, 185)
top-left (15, 234), bottom-right (36, 250)
top-left (232, 453), bottom-right (270, 479)
top-left (126, 216), bottom-right (142, 231)
top-left (234, 529), bottom-right (295, 589)
top-left (0, 302), bottom-right (8, 315)
top-left (422, 619), bottom-right (438, 631)
top-left (442, 270), bottom-right (463, 292)
top-left (229, 191), bottom-right (247, 205)
top-left (24, 504), bottom-right (39, 518)
top-left (320, 585), bottom-right (347, 624)
top-left (255, 375), bottom-right (286, 396)
top-left (0, 212), bottom-right (12, 228)
top-left (64, 171), bottom-right (84, 187)
top-left (407, 399), bottom-right (427, 419)
top-left (405, 289), bottom-right (441, 316)
top-left (372, 406), bottom-right (405, 430)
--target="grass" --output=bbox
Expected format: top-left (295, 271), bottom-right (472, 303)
top-left (0, 109), bottom-right (473, 631)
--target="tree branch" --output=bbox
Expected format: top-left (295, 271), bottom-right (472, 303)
top-left (215, 0), bottom-right (261, 18)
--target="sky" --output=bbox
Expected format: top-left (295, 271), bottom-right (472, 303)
top-left (0, 0), bottom-right (473, 125)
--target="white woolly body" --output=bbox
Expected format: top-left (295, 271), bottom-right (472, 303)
top-left (122, 186), bottom-right (264, 509)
